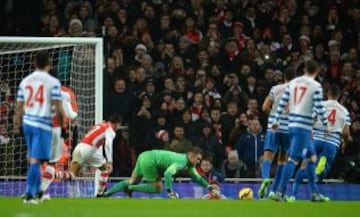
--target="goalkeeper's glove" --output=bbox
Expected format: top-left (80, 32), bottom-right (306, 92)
top-left (207, 185), bottom-right (220, 198)
top-left (167, 189), bottom-right (179, 199)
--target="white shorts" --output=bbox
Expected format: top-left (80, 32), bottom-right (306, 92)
top-left (49, 127), bottom-right (62, 163)
top-left (71, 143), bottom-right (105, 168)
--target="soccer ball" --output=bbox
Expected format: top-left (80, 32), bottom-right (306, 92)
top-left (238, 187), bottom-right (253, 200)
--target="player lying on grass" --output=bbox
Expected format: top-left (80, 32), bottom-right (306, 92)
top-left (104, 147), bottom-right (220, 199)
top-left (58, 115), bottom-right (121, 196)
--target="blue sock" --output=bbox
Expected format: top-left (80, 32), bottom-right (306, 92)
top-left (26, 163), bottom-right (41, 196)
top-left (261, 159), bottom-right (272, 179)
top-left (292, 168), bottom-right (306, 197)
top-left (278, 161), bottom-right (296, 194)
top-left (306, 161), bottom-right (319, 194)
top-left (271, 164), bottom-right (283, 192)
top-left (34, 164), bottom-right (42, 195)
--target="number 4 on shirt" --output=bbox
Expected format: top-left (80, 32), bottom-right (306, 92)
top-left (25, 85), bottom-right (44, 107)
top-left (328, 109), bottom-right (336, 125)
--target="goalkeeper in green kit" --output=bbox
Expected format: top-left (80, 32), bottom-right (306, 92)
top-left (104, 147), bottom-right (219, 199)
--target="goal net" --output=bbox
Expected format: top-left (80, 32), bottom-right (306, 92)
top-left (0, 37), bottom-right (103, 197)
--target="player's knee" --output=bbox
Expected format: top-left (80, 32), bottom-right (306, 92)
top-left (264, 150), bottom-right (275, 160)
top-left (309, 155), bottom-right (317, 163)
top-left (154, 182), bottom-right (163, 193)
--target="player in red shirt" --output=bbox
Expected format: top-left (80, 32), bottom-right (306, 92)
top-left (58, 115), bottom-right (121, 197)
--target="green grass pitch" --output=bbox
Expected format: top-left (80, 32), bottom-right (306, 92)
top-left (1, 197), bottom-right (359, 217)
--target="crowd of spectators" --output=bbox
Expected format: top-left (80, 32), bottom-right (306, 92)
top-left (0, 0), bottom-right (360, 180)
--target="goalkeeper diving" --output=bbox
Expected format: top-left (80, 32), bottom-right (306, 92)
top-left (104, 147), bottom-right (219, 199)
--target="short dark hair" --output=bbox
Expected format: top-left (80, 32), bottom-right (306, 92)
top-left (327, 84), bottom-right (341, 99)
top-left (188, 146), bottom-right (203, 155)
top-left (201, 154), bottom-right (213, 163)
top-left (108, 114), bottom-right (122, 124)
top-left (283, 67), bottom-right (295, 81)
top-left (35, 50), bottom-right (50, 69)
top-left (305, 59), bottom-right (319, 75)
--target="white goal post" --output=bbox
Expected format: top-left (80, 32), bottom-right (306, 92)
top-left (0, 37), bottom-right (103, 197)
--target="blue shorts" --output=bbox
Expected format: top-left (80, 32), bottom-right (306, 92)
top-left (23, 124), bottom-right (52, 160)
top-left (288, 127), bottom-right (313, 161)
top-left (313, 139), bottom-right (338, 166)
top-left (276, 132), bottom-right (290, 153)
top-left (264, 130), bottom-right (277, 153)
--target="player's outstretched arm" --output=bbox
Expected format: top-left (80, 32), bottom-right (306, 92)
top-left (164, 164), bottom-right (182, 194)
top-left (188, 167), bottom-right (220, 197)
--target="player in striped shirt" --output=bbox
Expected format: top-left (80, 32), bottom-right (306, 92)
top-left (58, 115), bottom-right (121, 197)
top-left (291, 85), bottom-right (352, 198)
top-left (258, 67), bottom-right (295, 199)
top-left (270, 60), bottom-right (329, 202)
top-left (15, 51), bottom-right (65, 204)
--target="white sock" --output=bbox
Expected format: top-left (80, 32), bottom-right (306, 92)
top-left (41, 165), bottom-right (56, 193)
top-left (95, 169), bottom-right (109, 195)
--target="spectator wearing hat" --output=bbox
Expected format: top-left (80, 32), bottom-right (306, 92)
top-left (221, 150), bottom-right (247, 178)
top-left (154, 129), bottom-right (170, 149)
top-left (68, 18), bottom-right (83, 36)
top-left (134, 43), bottom-right (148, 65)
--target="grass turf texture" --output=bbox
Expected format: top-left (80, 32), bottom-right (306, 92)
top-left (1, 197), bottom-right (359, 217)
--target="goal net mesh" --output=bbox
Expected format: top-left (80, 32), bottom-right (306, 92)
top-left (0, 42), bottom-right (99, 197)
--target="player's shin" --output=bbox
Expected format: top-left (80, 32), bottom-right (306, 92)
top-left (292, 168), bottom-right (306, 197)
top-left (278, 159), bottom-right (297, 195)
top-left (41, 165), bottom-right (56, 193)
top-left (306, 160), bottom-right (319, 194)
top-left (104, 180), bottom-right (129, 197)
top-left (271, 164), bottom-right (284, 193)
top-left (128, 183), bottom-right (159, 193)
top-left (95, 169), bottom-right (110, 196)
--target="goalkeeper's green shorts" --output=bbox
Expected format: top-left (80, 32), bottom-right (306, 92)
top-left (133, 151), bottom-right (159, 182)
